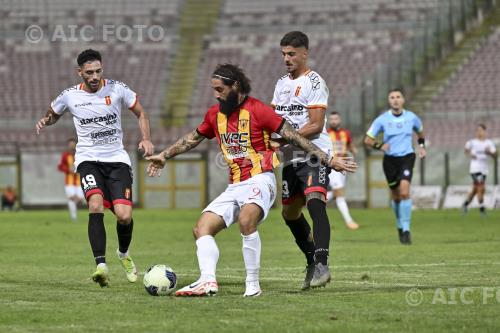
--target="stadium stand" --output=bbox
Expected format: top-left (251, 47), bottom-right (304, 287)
top-left (0, 0), bottom-right (497, 153)
top-left (189, 0), bottom-right (445, 126)
top-left (429, 28), bottom-right (500, 113)
top-left (190, 30), bottom-right (410, 124)
top-left (423, 27), bottom-right (500, 148)
top-left (218, 0), bottom-right (440, 32)
top-left (0, 0), bottom-right (182, 152)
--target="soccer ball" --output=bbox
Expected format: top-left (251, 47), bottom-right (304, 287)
top-left (143, 264), bottom-right (177, 296)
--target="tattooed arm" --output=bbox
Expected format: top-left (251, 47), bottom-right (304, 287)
top-left (279, 122), bottom-right (357, 173)
top-left (279, 122), bottom-right (330, 165)
top-left (36, 108), bottom-right (62, 134)
top-left (146, 130), bottom-right (206, 177)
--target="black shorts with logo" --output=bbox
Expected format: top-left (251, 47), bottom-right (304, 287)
top-left (77, 161), bottom-right (133, 209)
top-left (282, 159), bottom-right (331, 204)
top-left (382, 153), bottom-right (416, 189)
top-left (470, 172), bottom-right (487, 185)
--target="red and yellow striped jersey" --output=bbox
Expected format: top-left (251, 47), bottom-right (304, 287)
top-left (197, 96), bottom-right (285, 184)
top-left (58, 151), bottom-right (80, 186)
top-left (327, 128), bottom-right (352, 156)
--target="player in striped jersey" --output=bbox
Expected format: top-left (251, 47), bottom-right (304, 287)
top-left (58, 138), bottom-right (84, 222)
top-left (326, 112), bottom-right (359, 230)
top-left (146, 64), bottom-right (357, 297)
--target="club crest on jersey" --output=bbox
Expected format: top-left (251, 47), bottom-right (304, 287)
top-left (238, 119), bottom-right (249, 129)
top-left (105, 96), bottom-right (112, 106)
top-left (295, 86), bottom-right (302, 97)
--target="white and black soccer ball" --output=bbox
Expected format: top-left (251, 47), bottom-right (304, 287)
top-left (143, 264), bottom-right (177, 296)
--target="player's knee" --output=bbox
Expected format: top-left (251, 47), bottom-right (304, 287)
top-left (88, 201), bottom-right (103, 213)
top-left (193, 225), bottom-right (214, 239)
top-left (116, 214), bottom-right (132, 225)
top-left (115, 207), bottom-right (132, 225)
top-left (398, 186), bottom-right (410, 200)
top-left (238, 215), bottom-right (258, 235)
top-left (193, 226), bottom-right (206, 239)
top-left (400, 192), bottom-right (410, 200)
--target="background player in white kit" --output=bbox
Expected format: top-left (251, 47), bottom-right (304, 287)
top-left (36, 49), bottom-right (154, 287)
top-left (462, 124), bottom-right (497, 216)
top-left (326, 111), bottom-right (359, 230)
top-left (271, 31), bottom-right (345, 289)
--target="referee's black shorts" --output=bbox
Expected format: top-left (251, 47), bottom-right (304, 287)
top-left (382, 153), bottom-right (416, 189)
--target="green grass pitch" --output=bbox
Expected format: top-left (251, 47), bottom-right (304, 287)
top-left (1, 208), bottom-right (499, 332)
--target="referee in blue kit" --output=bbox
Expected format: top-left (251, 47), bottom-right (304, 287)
top-left (364, 88), bottom-right (426, 245)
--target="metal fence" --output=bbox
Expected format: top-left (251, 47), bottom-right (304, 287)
top-left (336, 0), bottom-right (496, 134)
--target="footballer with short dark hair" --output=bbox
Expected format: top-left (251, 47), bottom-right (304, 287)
top-left (36, 49), bottom-right (154, 287)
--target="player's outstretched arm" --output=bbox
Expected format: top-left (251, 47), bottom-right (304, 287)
top-left (146, 130), bottom-right (206, 177)
top-left (35, 108), bottom-right (61, 134)
top-left (279, 122), bottom-right (357, 173)
top-left (129, 101), bottom-right (154, 156)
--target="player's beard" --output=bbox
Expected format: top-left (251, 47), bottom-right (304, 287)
top-left (218, 90), bottom-right (239, 116)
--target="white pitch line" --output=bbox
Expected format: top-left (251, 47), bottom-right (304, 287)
top-left (138, 261), bottom-right (500, 276)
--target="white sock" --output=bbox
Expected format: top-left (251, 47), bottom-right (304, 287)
top-left (117, 250), bottom-right (129, 259)
top-left (242, 231), bottom-right (261, 283)
top-left (68, 200), bottom-right (77, 221)
top-left (326, 191), bottom-right (334, 201)
top-left (196, 235), bottom-right (219, 281)
top-left (336, 197), bottom-right (354, 224)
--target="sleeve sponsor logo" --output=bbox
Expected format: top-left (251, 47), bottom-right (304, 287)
top-left (56, 86), bottom-right (77, 99)
top-left (308, 73), bottom-right (321, 90)
top-left (107, 79), bottom-right (130, 90)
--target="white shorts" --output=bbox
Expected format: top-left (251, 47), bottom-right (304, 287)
top-left (65, 185), bottom-right (84, 199)
top-left (203, 172), bottom-right (277, 227)
top-left (329, 170), bottom-right (346, 190)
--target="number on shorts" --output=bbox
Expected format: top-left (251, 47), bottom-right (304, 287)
top-left (81, 174), bottom-right (97, 189)
top-left (282, 181), bottom-right (289, 197)
top-left (248, 188), bottom-right (262, 200)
